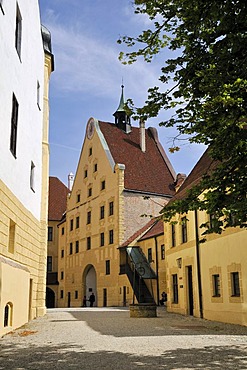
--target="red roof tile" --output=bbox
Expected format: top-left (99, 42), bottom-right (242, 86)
top-left (139, 219), bottom-right (164, 240)
top-left (99, 121), bottom-right (175, 196)
top-left (121, 218), bottom-right (160, 247)
top-left (170, 148), bottom-right (218, 202)
top-left (48, 177), bottom-right (70, 221)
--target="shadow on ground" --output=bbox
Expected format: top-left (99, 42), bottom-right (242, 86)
top-left (0, 342), bottom-right (247, 369)
top-left (53, 310), bottom-right (247, 337)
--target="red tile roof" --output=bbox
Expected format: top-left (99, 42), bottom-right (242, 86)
top-left (121, 218), bottom-right (162, 247)
top-left (48, 177), bottom-right (70, 221)
top-left (139, 219), bottom-right (164, 240)
top-left (99, 121), bottom-right (175, 196)
top-left (170, 148), bottom-right (218, 202)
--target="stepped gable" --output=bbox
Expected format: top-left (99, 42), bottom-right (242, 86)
top-left (48, 177), bottom-right (70, 221)
top-left (170, 148), bottom-right (218, 202)
top-left (99, 121), bottom-right (175, 196)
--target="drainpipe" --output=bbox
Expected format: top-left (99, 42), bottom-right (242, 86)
top-left (194, 210), bottom-right (203, 318)
top-left (154, 236), bottom-right (160, 305)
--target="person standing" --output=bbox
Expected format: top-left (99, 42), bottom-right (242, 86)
top-left (89, 292), bottom-right (95, 307)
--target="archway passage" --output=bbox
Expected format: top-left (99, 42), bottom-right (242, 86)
top-left (83, 265), bottom-right (97, 307)
top-left (46, 287), bottom-right (55, 308)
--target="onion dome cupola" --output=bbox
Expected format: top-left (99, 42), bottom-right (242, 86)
top-left (113, 85), bottom-right (131, 133)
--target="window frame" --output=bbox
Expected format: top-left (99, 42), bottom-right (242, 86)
top-left (231, 272), bottom-right (240, 297)
top-left (100, 205), bottom-right (105, 220)
top-left (181, 217), bottom-right (187, 243)
top-left (171, 224), bottom-right (176, 247)
top-left (87, 236), bottom-right (91, 250)
top-left (212, 274), bottom-right (221, 297)
top-left (172, 274), bottom-right (178, 304)
top-left (100, 232), bottom-right (105, 247)
top-left (48, 226), bottom-right (53, 242)
top-left (109, 201), bottom-right (114, 216)
top-left (69, 242), bottom-right (73, 255)
top-left (147, 248), bottom-right (152, 263)
top-left (47, 256), bottom-right (52, 272)
top-left (10, 94), bottom-right (19, 158)
top-left (109, 229), bottom-right (114, 244)
top-left (76, 216), bottom-right (80, 229)
top-left (87, 211), bottom-right (91, 225)
top-left (15, 4), bottom-right (22, 59)
top-left (161, 244), bottom-right (165, 260)
top-left (105, 260), bottom-right (110, 275)
top-left (75, 240), bottom-right (79, 253)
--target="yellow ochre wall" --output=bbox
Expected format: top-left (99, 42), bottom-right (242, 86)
top-left (165, 210), bottom-right (247, 326)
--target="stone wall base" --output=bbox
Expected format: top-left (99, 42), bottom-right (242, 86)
top-left (129, 304), bottom-right (157, 318)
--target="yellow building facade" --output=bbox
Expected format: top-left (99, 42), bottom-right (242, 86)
top-left (165, 150), bottom-right (247, 326)
top-left (0, 1), bottom-right (53, 336)
top-left (57, 93), bottom-right (176, 308)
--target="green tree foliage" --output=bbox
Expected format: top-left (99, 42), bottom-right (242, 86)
top-left (118, 0), bottom-right (247, 233)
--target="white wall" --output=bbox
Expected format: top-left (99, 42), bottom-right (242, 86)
top-left (0, 0), bottom-right (44, 220)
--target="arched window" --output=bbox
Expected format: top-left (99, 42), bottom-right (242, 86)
top-left (4, 302), bottom-right (13, 327)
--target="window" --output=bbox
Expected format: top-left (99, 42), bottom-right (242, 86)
top-left (47, 256), bottom-right (52, 272)
top-left (10, 94), bottom-right (19, 157)
top-left (61, 249), bottom-right (64, 258)
top-left (161, 244), bottom-right (165, 260)
top-left (62, 227), bottom-right (64, 235)
top-left (100, 232), bottom-right (104, 247)
top-left (89, 147), bottom-right (92, 156)
top-left (231, 272), bottom-right (240, 297)
top-left (75, 291), bottom-right (78, 299)
top-left (69, 242), bottom-right (73, 255)
top-left (4, 303), bottom-right (12, 327)
top-left (15, 4), bottom-right (22, 58)
top-left (75, 240), bottom-right (79, 253)
top-left (209, 214), bottom-right (217, 229)
top-left (109, 229), bottom-right (114, 244)
top-left (48, 226), bottom-right (53, 241)
top-left (77, 194), bottom-right (81, 203)
top-left (106, 260), bottom-right (110, 275)
top-left (30, 161), bottom-right (35, 192)
top-left (60, 290), bottom-right (64, 299)
top-left (37, 81), bottom-right (41, 110)
top-left (87, 211), bottom-right (91, 225)
top-left (100, 205), bottom-right (105, 219)
top-left (148, 248), bottom-right (152, 263)
top-left (0, 0), bottom-right (4, 14)
top-left (172, 274), bottom-right (178, 303)
top-left (109, 201), bottom-right (114, 216)
top-left (70, 219), bottom-right (73, 231)
top-left (171, 224), bottom-right (176, 247)
top-left (101, 180), bottom-right (105, 190)
top-left (8, 219), bottom-right (15, 253)
top-left (87, 236), bottom-right (91, 250)
top-left (94, 163), bottom-right (98, 172)
top-left (76, 216), bottom-right (80, 229)
top-left (60, 271), bottom-right (64, 280)
top-left (181, 217), bottom-right (187, 243)
top-left (84, 169), bottom-right (88, 178)
top-left (88, 187), bottom-right (92, 197)
top-left (212, 274), bottom-right (221, 297)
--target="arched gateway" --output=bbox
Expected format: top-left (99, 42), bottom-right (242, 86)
top-left (46, 287), bottom-right (55, 308)
top-left (82, 265), bottom-right (97, 306)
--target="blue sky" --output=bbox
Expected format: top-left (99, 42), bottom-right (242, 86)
top-left (39, 0), bottom-right (205, 187)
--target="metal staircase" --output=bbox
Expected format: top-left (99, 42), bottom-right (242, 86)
top-left (120, 246), bottom-right (156, 304)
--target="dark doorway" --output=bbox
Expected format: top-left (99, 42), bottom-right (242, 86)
top-left (187, 266), bottom-right (194, 315)
top-left (123, 286), bottom-right (127, 306)
top-left (103, 288), bottom-right (107, 307)
top-left (68, 292), bottom-right (71, 308)
top-left (46, 288), bottom-right (55, 308)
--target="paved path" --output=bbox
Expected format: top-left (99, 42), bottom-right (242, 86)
top-left (1, 307), bottom-right (247, 369)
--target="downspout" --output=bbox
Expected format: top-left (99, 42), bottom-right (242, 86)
top-left (154, 236), bottom-right (160, 305)
top-left (194, 210), bottom-right (203, 318)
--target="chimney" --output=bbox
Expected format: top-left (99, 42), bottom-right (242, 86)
top-left (140, 119), bottom-right (146, 153)
top-left (175, 173), bottom-right (186, 192)
top-left (68, 172), bottom-right (74, 191)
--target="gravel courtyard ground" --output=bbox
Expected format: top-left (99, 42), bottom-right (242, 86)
top-left (1, 307), bottom-right (247, 369)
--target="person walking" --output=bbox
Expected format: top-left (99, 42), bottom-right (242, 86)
top-left (89, 292), bottom-right (95, 307)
